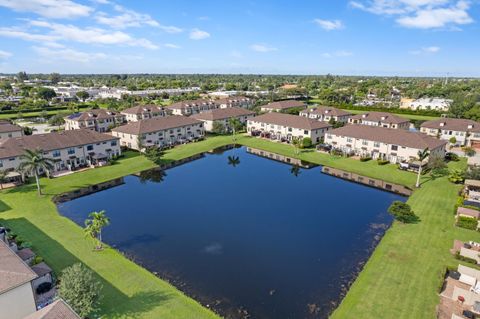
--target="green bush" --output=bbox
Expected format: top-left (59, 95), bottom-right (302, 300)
top-left (360, 156), bottom-right (372, 162)
top-left (456, 216), bottom-right (478, 230)
top-left (377, 159), bottom-right (389, 165)
top-left (33, 256), bottom-right (44, 265)
top-left (302, 137), bottom-right (312, 148)
top-left (455, 251), bottom-right (478, 264)
top-left (388, 201), bottom-right (419, 223)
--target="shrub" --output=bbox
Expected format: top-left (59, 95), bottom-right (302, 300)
top-left (445, 152), bottom-right (460, 162)
top-left (360, 156), bottom-right (372, 162)
top-left (456, 216), bottom-right (478, 230)
top-left (455, 251), bottom-right (478, 264)
top-left (377, 159), bottom-right (389, 165)
top-left (388, 201), bottom-right (419, 223)
top-left (302, 137), bottom-right (312, 148)
top-left (449, 169), bottom-right (465, 184)
top-left (19, 241), bottom-right (32, 249)
top-left (36, 282), bottom-right (53, 294)
top-left (463, 147), bottom-right (477, 157)
top-left (33, 256), bottom-right (44, 265)
top-left (144, 147), bottom-right (164, 165)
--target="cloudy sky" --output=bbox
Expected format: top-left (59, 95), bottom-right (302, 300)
top-left (0, 0), bottom-right (478, 76)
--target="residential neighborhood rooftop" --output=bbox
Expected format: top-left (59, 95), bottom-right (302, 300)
top-left (350, 111), bottom-right (410, 124)
top-left (421, 118), bottom-right (480, 132)
top-left (190, 107), bottom-right (255, 121)
top-left (0, 121), bottom-right (23, 133)
top-left (0, 240), bottom-right (38, 294)
top-left (112, 115), bottom-right (202, 135)
top-left (262, 100), bottom-right (305, 110)
top-left (252, 112), bottom-right (332, 130)
top-left (329, 124), bottom-right (448, 150)
top-left (22, 299), bottom-right (81, 319)
top-left (121, 104), bottom-right (164, 115)
top-left (301, 106), bottom-right (352, 117)
top-left (64, 109), bottom-right (122, 121)
top-left (167, 99), bottom-right (217, 110)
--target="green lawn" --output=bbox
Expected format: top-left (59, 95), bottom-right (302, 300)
top-left (0, 134), bottom-right (466, 318)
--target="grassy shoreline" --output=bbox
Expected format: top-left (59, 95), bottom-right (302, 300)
top-left (0, 134), bottom-right (468, 318)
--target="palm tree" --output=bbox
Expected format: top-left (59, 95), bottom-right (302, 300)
top-left (0, 170), bottom-right (6, 190)
top-left (227, 155), bottom-right (240, 167)
top-left (291, 137), bottom-right (302, 155)
top-left (18, 149), bottom-right (54, 195)
top-left (84, 210), bottom-right (110, 250)
top-left (228, 118), bottom-right (242, 143)
top-left (415, 148), bottom-right (430, 188)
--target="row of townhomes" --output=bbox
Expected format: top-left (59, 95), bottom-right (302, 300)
top-left (111, 116), bottom-right (205, 150)
top-left (299, 106), bottom-right (352, 123)
top-left (247, 112), bottom-right (332, 144)
top-left (347, 111), bottom-right (411, 129)
top-left (0, 120), bottom-right (23, 141)
top-left (167, 96), bottom-right (253, 116)
top-left (260, 100), bottom-right (306, 113)
top-left (191, 107), bottom-right (256, 132)
top-left (420, 118), bottom-right (480, 147)
top-left (0, 228), bottom-right (80, 319)
top-left (0, 130), bottom-right (121, 176)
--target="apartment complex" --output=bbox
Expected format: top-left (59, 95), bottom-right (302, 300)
top-left (247, 112), bottom-right (332, 144)
top-left (190, 107), bottom-right (255, 132)
top-left (121, 105), bottom-right (167, 122)
top-left (347, 111), bottom-right (410, 129)
top-left (167, 99), bottom-right (218, 116)
top-left (64, 109), bottom-right (126, 132)
top-left (0, 130), bottom-right (121, 174)
top-left (299, 107), bottom-right (352, 123)
top-left (260, 100), bottom-right (306, 113)
top-left (112, 116), bottom-right (205, 150)
top-left (400, 97), bottom-right (452, 111)
top-left (325, 125), bottom-right (447, 163)
top-left (0, 120), bottom-right (23, 141)
top-left (216, 96), bottom-right (253, 108)
top-left (420, 118), bottom-right (480, 147)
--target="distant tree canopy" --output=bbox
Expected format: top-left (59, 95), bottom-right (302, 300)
top-left (37, 87), bottom-right (56, 101)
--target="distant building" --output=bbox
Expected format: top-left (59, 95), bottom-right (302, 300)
top-left (64, 109), bottom-right (126, 132)
top-left (260, 100), bottom-right (306, 113)
top-left (215, 96), bottom-right (253, 109)
top-left (420, 118), bottom-right (480, 147)
top-left (299, 107), bottom-right (352, 123)
top-left (0, 120), bottom-right (23, 141)
top-left (121, 105), bottom-right (167, 122)
top-left (191, 107), bottom-right (255, 132)
top-left (400, 97), bottom-right (452, 111)
top-left (347, 111), bottom-right (410, 130)
top-left (167, 99), bottom-right (218, 116)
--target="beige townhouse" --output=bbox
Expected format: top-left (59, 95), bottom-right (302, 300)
top-left (260, 100), bottom-right (306, 113)
top-left (121, 105), bottom-right (167, 122)
top-left (247, 112), bottom-right (332, 144)
top-left (64, 109), bottom-right (126, 132)
top-left (112, 116), bottom-right (205, 150)
top-left (190, 107), bottom-right (256, 132)
top-left (347, 111), bottom-right (410, 129)
top-left (0, 130), bottom-right (121, 175)
top-left (167, 99), bottom-right (219, 116)
top-left (299, 106), bottom-right (352, 123)
top-left (420, 118), bottom-right (480, 147)
top-left (325, 125), bottom-right (447, 163)
top-left (216, 96), bottom-right (253, 109)
top-left (0, 120), bottom-right (23, 142)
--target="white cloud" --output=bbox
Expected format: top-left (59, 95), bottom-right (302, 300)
top-left (350, 0), bottom-right (474, 29)
top-left (409, 46), bottom-right (441, 54)
top-left (0, 27), bottom-right (57, 42)
top-left (189, 28), bottom-right (210, 40)
top-left (0, 50), bottom-right (12, 59)
top-left (322, 50), bottom-right (353, 58)
top-left (250, 44), bottom-right (277, 53)
top-left (164, 43), bottom-right (180, 49)
top-left (32, 46), bottom-right (107, 63)
top-left (314, 19), bottom-right (344, 30)
top-left (0, 0), bottom-right (92, 19)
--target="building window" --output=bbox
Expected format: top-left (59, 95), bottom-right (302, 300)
top-left (87, 145), bottom-right (94, 151)
top-left (362, 140), bottom-right (368, 146)
top-left (391, 145), bottom-right (398, 151)
top-left (111, 140), bottom-right (117, 146)
top-left (52, 150), bottom-right (61, 157)
top-left (67, 148), bottom-right (75, 155)
top-left (374, 142), bottom-right (380, 147)
top-left (304, 130), bottom-right (308, 135)
top-left (347, 138), bottom-right (353, 143)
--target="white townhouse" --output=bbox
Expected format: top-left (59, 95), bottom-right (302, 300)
top-left (112, 116), bottom-right (205, 151)
top-left (0, 130), bottom-right (121, 174)
top-left (167, 99), bottom-right (219, 116)
top-left (325, 125), bottom-right (447, 163)
top-left (190, 107), bottom-right (256, 132)
top-left (299, 107), bottom-right (352, 123)
top-left (0, 120), bottom-right (23, 142)
top-left (121, 105), bottom-right (167, 122)
top-left (215, 96), bottom-right (254, 109)
top-left (260, 100), bottom-right (306, 113)
top-left (420, 118), bottom-right (480, 147)
top-left (247, 112), bottom-right (332, 144)
top-left (347, 111), bottom-right (410, 130)
top-left (400, 97), bottom-right (452, 111)
top-left (64, 109), bottom-right (126, 132)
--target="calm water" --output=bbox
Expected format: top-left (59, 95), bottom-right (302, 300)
top-left (57, 147), bottom-right (403, 318)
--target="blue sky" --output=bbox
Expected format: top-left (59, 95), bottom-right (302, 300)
top-left (0, 0), bottom-right (478, 76)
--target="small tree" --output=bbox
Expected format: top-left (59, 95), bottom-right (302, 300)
top-left (144, 146), bottom-right (164, 165)
top-left (449, 136), bottom-right (457, 145)
top-left (291, 136), bottom-right (303, 155)
top-left (415, 148), bottom-right (430, 188)
top-left (84, 210), bottom-right (110, 250)
top-left (463, 146), bottom-right (476, 157)
top-left (212, 121), bottom-right (226, 135)
top-left (449, 169), bottom-right (465, 184)
top-left (58, 263), bottom-right (102, 318)
top-left (388, 201), bottom-right (419, 223)
top-left (37, 87), bottom-right (56, 101)
top-left (302, 137), bottom-right (313, 148)
top-left (76, 91), bottom-right (90, 102)
top-left (228, 117), bottom-right (243, 142)
top-left (428, 153), bottom-right (448, 176)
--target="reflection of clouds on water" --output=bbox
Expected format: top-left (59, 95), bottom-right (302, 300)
top-left (202, 243), bottom-right (223, 255)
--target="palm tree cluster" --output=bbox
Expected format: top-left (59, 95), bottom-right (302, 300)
top-left (18, 149), bottom-right (54, 195)
top-left (84, 210), bottom-right (110, 250)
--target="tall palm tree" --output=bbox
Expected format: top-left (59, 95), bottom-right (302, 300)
top-left (415, 148), bottom-right (430, 188)
top-left (84, 210), bottom-right (110, 250)
top-left (18, 149), bottom-right (54, 195)
top-left (228, 118), bottom-right (242, 143)
top-left (291, 137), bottom-right (302, 155)
top-left (0, 170), bottom-right (6, 190)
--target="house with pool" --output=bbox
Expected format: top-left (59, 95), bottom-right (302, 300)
top-left (347, 111), bottom-right (410, 130)
top-left (299, 106), bottom-right (352, 123)
top-left (190, 107), bottom-right (255, 132)
top-left (247, 112), bottom-right (332, 144)
top-left (111, 115), bottom-right (205, 150)
top-left (325, 125), bottom-right (447, 163)
top-left (420, 118), bottom-right (480, 147)
top-left (121, 105), bottom-right (167, 122)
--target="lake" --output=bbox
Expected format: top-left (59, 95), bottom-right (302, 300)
top-left (57, 146), bottom-right (404, 318)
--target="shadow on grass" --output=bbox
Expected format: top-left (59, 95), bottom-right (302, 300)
top-left (0, 217), bottom-right (174, 318)
top-left (0, 200), bottom-right (11, 213)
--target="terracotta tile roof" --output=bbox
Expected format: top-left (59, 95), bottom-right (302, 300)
top-left (0, 121), bottom-right (23, 133)
top-left (64, 109), bottom-right (123, 122)
top-left (329, 124), bottom-right (447, 150)
top-left (112, 116), bottom-right (202, 135)
top-left (23, 299), bottom-right (81, 319)
top-left (121, 104), bottom-right (164, 115)
top-left (457, 207), bottom-right (480, 219)
top-left (0, 129), bottom-right (119, 159)
top-left (0, 240), bottom-right (38, 294)
top-left (249, 112), bottom-right (332, 130)
top-left (190, 107), bottom-right (255, 121)
top-left (300, 106), bottom-right (352, 117)
top-left (421, 118), bottom-right (480, 133)
top-left (215, 96), bottom-right (251, 104)
top-left (262, 100), bottom-right (305, 110)
top-left (167, 99), bottom-right (217, 110)
top-left (350, 111), bottom-right (409, 125)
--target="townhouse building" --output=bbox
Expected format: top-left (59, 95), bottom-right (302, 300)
top-left (0, 120), bottom-right (23, 141)
top-left (347, 111), bottom-right (410, 129)
top-left (64, 109), bottom-right (126, 132)
top-left (190, 107), bottom-right (256, 132)
top-left (400, 97), bottom-right (452, 111)
top-left (0, 130), bottom-right (121, 174)
top-left (299, 107), bottom-right (352, 123)
top-left (111, 116), bottom-right (205, 150)
top-left (167, 99), bottom-right (219, 116)
top-left (260, 100), bottom-right (306, 113)
top-left (247, 112), bottom-right (332, 144)
top-left (215, 96), bottom-right (253, 109)
top-left (121, 105), bottom-right (167, 122)
top-left (325, 125), bottom-right (447, 164)
top-left (420, 118), bottom-right (480, 147)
